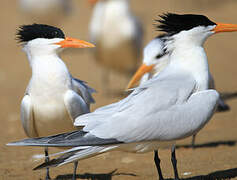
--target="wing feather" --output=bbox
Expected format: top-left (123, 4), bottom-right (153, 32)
top-left (21, 95), bottom-right (38, 137)
top-left (72, 77), bottom-right (96, 106)
top-left (75, 72), bottom-right (218, 143)
top-left (64, 90), bottom-right (90, 122)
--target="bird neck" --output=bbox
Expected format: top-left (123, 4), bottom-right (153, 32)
top-left (24, 48), bottom-right (70, 85)
top-left (165, 37), bottom-right (210, 91)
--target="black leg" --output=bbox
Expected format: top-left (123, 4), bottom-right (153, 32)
top-left (72, 161), bottom-right (78, 180)
top-left (154, 150), bottom-right (164, 180)
top-left (171, 146), bottom-right (179, 180)
top-left (191, 134), bottom-right (196, 149)
top-left (44, 147), bottom-right (51, 180)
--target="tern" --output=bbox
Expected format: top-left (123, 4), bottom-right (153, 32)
top-left (126, 34), bottom-right (231, 147)
top-left (8, 14), bottom-right (237, 179)
top-left (18, 0), bottom-right (72, 25)
top-left (16, 24), bottom-right (95, 180)
top-left (88, 0), bottom-right (143, 92)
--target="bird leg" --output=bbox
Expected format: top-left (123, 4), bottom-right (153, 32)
top-left (44, 147), bottom-right (51, 180)
top-left (191, 134), bottom-right (196, 148)
top-left (72, 161), bottom-right (78, 180)
top-left (171, 145), bottom-right (179, 180)
top-left (154, 150), bottom-right (164, 180)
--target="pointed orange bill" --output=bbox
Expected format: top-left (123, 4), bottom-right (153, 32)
top-left (126, 64), bottom-right (155, 89)
top-left (213, 23), bottom-right (237, 33)
top-left (55, 37), bottom-right (95, 48)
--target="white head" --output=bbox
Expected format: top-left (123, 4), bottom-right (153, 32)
top-left (126, 37), bottom-right (168, 89)
top-left (143, 38), bottom-right (164, 66)
top-left (17, 24), bottom-right (95, 62)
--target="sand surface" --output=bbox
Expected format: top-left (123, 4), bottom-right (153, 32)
top-left (1, 0), bottom-right (237, 179)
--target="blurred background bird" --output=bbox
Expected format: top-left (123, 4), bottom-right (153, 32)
top-left (18, 0), bottom-right (73, 25)
top-left (88, 0), bottom-right (143, 94)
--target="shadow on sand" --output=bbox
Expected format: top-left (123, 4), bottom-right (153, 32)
top-left (54, 167), bottom-right (237, 180)
top-left (220, 91), bottom-right (237, 101)
top-left (166, 167), bottom-right (237, 180)
top-left (55, 169), bottom-right (137, 180)
top-left (176, 140), bottom-right (236, 149)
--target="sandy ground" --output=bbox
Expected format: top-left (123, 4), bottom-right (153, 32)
top-left (1, 0), bottom-right (237, 179)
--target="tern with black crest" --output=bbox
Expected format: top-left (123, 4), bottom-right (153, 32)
top-left (8, 14), bottom-right (237, 179)
top-left (127, 31), bottom-right (231, 148)
top-left (15, 24), bottom-right (95, 180)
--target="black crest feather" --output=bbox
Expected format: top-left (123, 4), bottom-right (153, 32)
top-left (16, 24), bottom-right (65, 43)
top-left (156, 13), bottom-right (216, 35)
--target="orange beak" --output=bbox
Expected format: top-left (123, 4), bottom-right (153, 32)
top-left (55, 37), bottom-right (95, 48)
top-left (126, 64), bottom-right (155, 89)
top-left (213, 23), bottom-right (237, 33)
top-left (88, 0), bottom-right (98, 6)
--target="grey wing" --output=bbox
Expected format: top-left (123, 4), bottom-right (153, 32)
top-left (21, 95), bottom-right (38, 137)
top-left (7, 130), bottom-right (121, 147)
top-left (75, 72), bottom-right (216, 142)
top-left (7, 90), bottom-right (218, 147)
top-left (208, 73), bottom-right (230, 112)
top-left (72, 77), bottom-right (96, 107)
top-left (64, 90), bottom-right (90, 122)
top-left (8, 74), bottom-right (219, 153)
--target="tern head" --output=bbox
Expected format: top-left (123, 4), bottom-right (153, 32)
top-left (157, 13), bottom-right (237, 46)
top-left (126, 38), bottom-right (166, 89)
top-left (17, 24), bottom-right (95, 56)
top-left (127, 13), bottom-right (237, 89)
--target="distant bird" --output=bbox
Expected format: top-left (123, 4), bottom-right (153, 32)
top-left (18, 0), bottom-right (72, 25)
top-left (16, 24), bottom-right (95, 180)
top-left (126, 35), bottom-right (231, 147)
top-left (88, 0), bottom-right (143, 92)
top-left (8, 13), bottom-right (237, 180)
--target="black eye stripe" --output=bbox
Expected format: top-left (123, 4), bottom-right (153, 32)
top-left (16, 24), bottom-right (65, 43)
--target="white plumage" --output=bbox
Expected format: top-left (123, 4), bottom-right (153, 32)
top-left (89, 0), bottom-right (143, 90)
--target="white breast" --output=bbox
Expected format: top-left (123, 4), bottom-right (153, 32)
top-left (28, 56), bottom-right (76, 136)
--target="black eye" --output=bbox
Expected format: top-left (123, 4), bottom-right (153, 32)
top-left (156, 54), bottom-right (163, 59)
